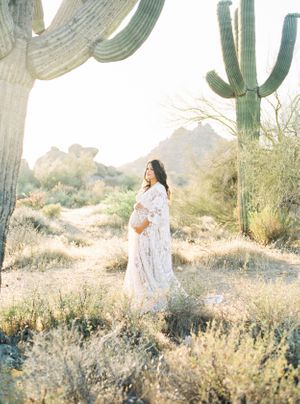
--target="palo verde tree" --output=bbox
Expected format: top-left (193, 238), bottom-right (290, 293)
top-left (0, 0), bottom-right (165, 281)
top-left (206, 0), bottom-right (299, 234)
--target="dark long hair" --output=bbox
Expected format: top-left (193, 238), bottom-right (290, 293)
top-left (143, 159), bottom-right (170, 198)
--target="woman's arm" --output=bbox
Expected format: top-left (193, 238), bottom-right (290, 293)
top-left (134, 218), bottom-right (150, 234)
top-left (134, 202), bottom-right (145, 210)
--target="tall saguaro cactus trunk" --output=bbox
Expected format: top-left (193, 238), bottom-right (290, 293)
top-left (0, 0), bottom-right (165, 284)
top-left (0, 2), bottom-right (35, 274)
top-left (206, 0), bottom-right (299, 234)
top-left (236, 0), bottom-right (260, 233)
top-left (0, 46), bottom-right (34, 272)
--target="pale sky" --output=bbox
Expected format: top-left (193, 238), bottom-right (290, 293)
top-left (23, 0), bottom-right (300, 168)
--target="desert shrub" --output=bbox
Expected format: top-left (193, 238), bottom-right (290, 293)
top-left (0, 368), bottom-right (23, 403)
top-left (197, 238), bottom-right (270, 271)
top-left (5, 222), bottom-right (41, 258)
top-left (244, 137), bottom-right (300, 243)
top-left (163, 293), bottom-right (211, 341)
top-left (61, 234), bottom-right (90, 247)
top-left (246, 137), bottom-right (300, 213)
top-left (13, 248), bottom-right (74, 271)
top-left (16, 190), bottom-right (47, 209)
top-left (46, 182), bottom-right (109, 208)
top-left (0, 287), bottom-right (109, 337)
top-left (42, 203), bottom-right (61, 219)
top-left (171, 136), bottom-right (300, 244)
top-left (19, 325), bottom-right (155, 403)
top-left (17, 159), bottom-right (40, 196)
top-left (172, 247), bottom-right (191, 267)
top-left (103, 190), bottom-right (136, 221)
top-left (35, 153), bottom-right (97, 190)
top-left (9, 207), bottom-right (60, 235)
top-left (45, 183), bottom-right (76, 207)
top-left (86, 180), bottom-right (108, 204)
top-left (171, 141), bottom-right (238, 229)
top-left (160, 323), bottom-right (300, 403)
top-left (95, 213), bottom-right (125, 230)
top-left (242, 280), bottom-right (300, 366)
top-left (104, 248), bottom-right (128, 272)
top-left (249, 206), bottom-right (292, 245)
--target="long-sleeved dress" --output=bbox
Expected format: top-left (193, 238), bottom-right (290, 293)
top-left (123, 182), bottom-right (182, 312)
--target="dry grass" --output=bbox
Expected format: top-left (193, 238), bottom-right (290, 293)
top-left (160, 323), bottom-right (300, 403)
top-left (196, 238), bottom-right (272, 271)
top-left (94, 213), bottom-right (125, 229)
top-left (60, 233), bottom-right (91, 247)
top-left (5, 238), bottom-right (77, 271)
top-left (100, 237), bottom-right (128, 272)
top-left (0, 279), bottom-right (299, 403)
top-left (1, 205), bottom-right (299, 403)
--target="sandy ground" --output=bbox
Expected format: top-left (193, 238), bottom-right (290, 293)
top-left (1, 205), bottom-right (300, 309)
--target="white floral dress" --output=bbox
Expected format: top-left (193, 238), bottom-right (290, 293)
top-left (123, 182), bottom-right (182, 312)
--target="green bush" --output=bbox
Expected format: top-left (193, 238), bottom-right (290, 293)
top-left (45, 182), bottom-right (110, 208)
top-left (17, 159), bottom-right (40, 196)
top-left (16, 190), bottom-right (47, 210)
top-left (171, 136), bottom-right (300, 244)
top-left (103, 190), bottom-right (136, 221)
top-left (249, 206), bottom-right (292, 245)
top-left (246, 137), bottom-right (300, 213)
top-left (35, 154), bottom-right (97, 190)
top-left (171, 141), bottom-right (238, 229)
top-left (42, 204), bottom-right (61, 219)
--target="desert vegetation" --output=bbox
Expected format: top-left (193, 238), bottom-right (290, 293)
top-left (0, 81), bottom-right (298, 401)
top-left (1, 167), bottom-right (299, 402)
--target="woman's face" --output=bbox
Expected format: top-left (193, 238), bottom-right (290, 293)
top-left (145, 163), bottom-right (156, 182)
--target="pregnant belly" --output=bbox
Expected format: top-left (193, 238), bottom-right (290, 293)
top-left (129, 209), bottom-right (147, 227)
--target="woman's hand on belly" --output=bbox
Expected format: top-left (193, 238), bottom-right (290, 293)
top-left (134, 202), bottom-right (145, 210)
top-left (134, 218), bottom-right (150, 234)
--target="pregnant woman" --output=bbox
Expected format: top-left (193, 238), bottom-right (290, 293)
top-left (123, 159), bottom-right (182, 313)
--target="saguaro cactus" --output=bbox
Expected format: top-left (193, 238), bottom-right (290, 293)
top-left (206, 0), bottom-right (299, 234)
top-left (0, 0), bottom-right (165, 282)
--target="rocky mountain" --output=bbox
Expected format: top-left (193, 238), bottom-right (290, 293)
top-left (33, 144), bottom-right (125, 188)
top-left (120, 123), bottom-right (228, 184)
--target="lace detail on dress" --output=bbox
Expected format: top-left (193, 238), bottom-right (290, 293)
top-left (123, 183), bottom-right (184, 313)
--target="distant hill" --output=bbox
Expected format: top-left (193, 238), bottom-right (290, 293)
top-left (119, 123), bottom-right (228, 184)
top-left (33, 144), bottom-right (132, 188)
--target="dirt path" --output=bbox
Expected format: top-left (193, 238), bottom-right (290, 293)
top-left (0, 206), bottom-right (125, 307)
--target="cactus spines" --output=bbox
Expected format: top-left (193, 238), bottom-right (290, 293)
top-left (93, 0), bottom-right (165, 63)
top-left (0, 0), bottom-right (165, 283)
top-left (206, 0), bottom-right (299, 233)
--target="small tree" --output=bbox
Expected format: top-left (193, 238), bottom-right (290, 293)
top-left (0, 0), bottom-right (165, 281)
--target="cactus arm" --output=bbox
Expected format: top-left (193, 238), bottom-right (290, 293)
top-left (239, 0), bottom-right (257, 87)
top-left (32, 0), bottom-right (45, 35)
top-left (206, 70), bottom-right (235, 98)
top-left (234, 7), bottom-right (239, 55)
top-left (27, 0), bottom-right (138, 80)
top-left (217, 1), bottom-right (245, 95)
top-left (46, 0), bottom-right (85, 32)
top-left (259, 14), bottom-right (300, 98)
top-left (0, 1), bottom-right (15, 59)
top-left (93, 0), bottom-right (165, 63)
